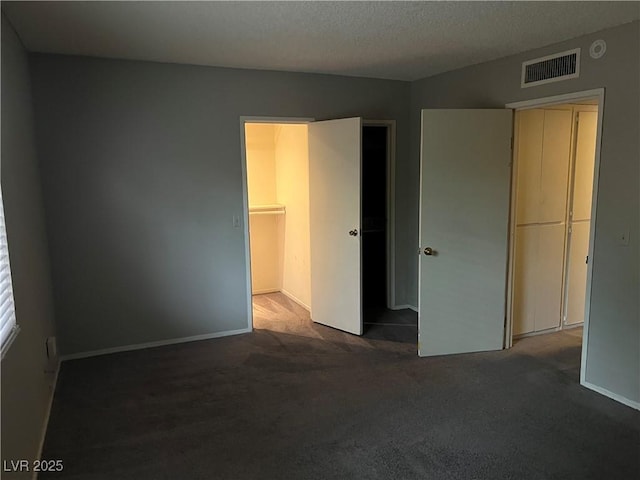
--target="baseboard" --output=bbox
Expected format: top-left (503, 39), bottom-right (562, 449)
top-left (60, 327), bottom-right (252, 361)
top-left (390, 304), bottom-right (418, 313)
top-left (582, 380), bottom-right (640, 411)
top-left (34, 359), bottom-right (60, 480)
top-left (513, 326), bottom-right (561, 339)
top-left (280, 289), bottom-right (311, 311)
top-left (252, 288), bottom-right (280, 295)
top-left (514, 323), bottom-right (584, 340)
top-left (562, 322), bottom-right (584, 330)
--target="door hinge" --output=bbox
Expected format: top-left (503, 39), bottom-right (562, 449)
top-left (585, 255), bottom-right (589, 264)
top-left (510, 136), bottom-right (514, 150)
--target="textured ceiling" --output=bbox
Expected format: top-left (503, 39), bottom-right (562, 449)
top-left (2, 1), bottom-right (639, 81)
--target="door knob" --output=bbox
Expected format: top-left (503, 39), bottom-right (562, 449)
top-left (423, 247), bottom-right (434, 255)
top-left (349, 229), bottom-right (358, 237)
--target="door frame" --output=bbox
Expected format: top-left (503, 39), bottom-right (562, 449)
top-left (239, 116), bottom-right (314, 331)
top-left (362, 120), bottom-right (397, 310)
top-left (504, 89), bottom-right (605, 388)
top-left (239, 116), bottom-right (397, 331)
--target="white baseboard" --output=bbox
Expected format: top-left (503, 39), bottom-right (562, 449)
top-left (34, 359), bottom-right (60, 480)
top-left (252, 288), bottom-right (280, 295)
top-left (390, 304), bottom-right (418, 313)
top-left (582, 380), bottom-right (640, 411)
top-left (513, 326), bottom-right (562, 339)
top-left (280, 289), bottom-right (311, 312)
top-left (514, 323), bottom-right (584, 340)
top-left (562, 322), bottom-right (584, 330)
top-left (60, 327), bottom-right (252, 361)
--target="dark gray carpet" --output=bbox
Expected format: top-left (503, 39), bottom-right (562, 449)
top-left (41, 294), bottom-right (639, 479)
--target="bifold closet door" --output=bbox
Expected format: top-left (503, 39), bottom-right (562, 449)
top-left (512, 224), bottom-right (566, 335)
top-left (512, 109), bottom-right (572, 335)
top-left (564, 110), bottom-right (598, 326)
top-left (565, 222), bottom-right (590, 325)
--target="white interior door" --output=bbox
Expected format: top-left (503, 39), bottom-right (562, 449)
top-left (419, 110), bottom-right (512, 356)
top-left (308, 117), bottom-right (362, 335)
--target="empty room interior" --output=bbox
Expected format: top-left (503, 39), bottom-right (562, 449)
top-left (1, 2), bottom-right (638, 479)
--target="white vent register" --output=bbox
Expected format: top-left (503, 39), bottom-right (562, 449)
top-left (521, 48), bottom-right (580, 88)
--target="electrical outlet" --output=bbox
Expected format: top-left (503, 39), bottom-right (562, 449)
top-left (46, 336), bottom-right (57, 359)
top-left (44, 336), bottom-right (58, 375)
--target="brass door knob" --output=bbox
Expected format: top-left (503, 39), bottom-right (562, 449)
top-left (424, 247), bottom-right (434, 255)
top-left (349, 229), bottom-right (358, 237)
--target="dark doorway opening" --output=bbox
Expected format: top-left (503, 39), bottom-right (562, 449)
top-left (361, 124), bottom-right (415, 343)
top-left (361, 125), bottom-right (388, 309)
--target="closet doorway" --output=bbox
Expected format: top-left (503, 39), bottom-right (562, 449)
top-left (244, 121), bottom-right (311, 335)
top-left (240, 117), bottom-right (396, 336)
top-left (508, 98), bottom-right (601, 344)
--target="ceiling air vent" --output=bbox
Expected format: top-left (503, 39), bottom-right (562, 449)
top-left (521, 48), bottom-right (580, 88)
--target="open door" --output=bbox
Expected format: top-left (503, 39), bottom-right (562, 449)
top-left (308, 117), bottom-right (362, 335)
top-left (419, 110), bottom-right (512, 356)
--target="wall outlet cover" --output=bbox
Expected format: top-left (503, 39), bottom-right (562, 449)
top-left (46, 336), bottom-right (57, 359)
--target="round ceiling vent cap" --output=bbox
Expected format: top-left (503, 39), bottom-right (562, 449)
top-left (590, 40), bottom-right (607, 59)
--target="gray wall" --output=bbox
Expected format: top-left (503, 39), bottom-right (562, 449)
top-left (1, 14), bottom-right (57, 476)
top-left (29, 54), bottom-right (412, 355)
top-left (410, 21), bottom-right (639, 404)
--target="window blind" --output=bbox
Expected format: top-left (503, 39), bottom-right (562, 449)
top-left (0, 189), bottom-right (18, 359)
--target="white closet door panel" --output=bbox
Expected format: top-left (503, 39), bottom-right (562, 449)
top-left (512, 225), bottom-right (538, 335)
top-left (515, 109), bottom-right (544, 225)
top-left (534, 223), bottom-right (565, 331)
top-left (539, 110), bottom-right (572, 224)
top-left (572, 111), bottom-right (598, 221)
top-left (565, 221), bottom-right (590, 325)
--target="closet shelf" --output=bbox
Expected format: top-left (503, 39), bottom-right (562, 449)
top-left (249, 204), bottom-right (286, 215)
